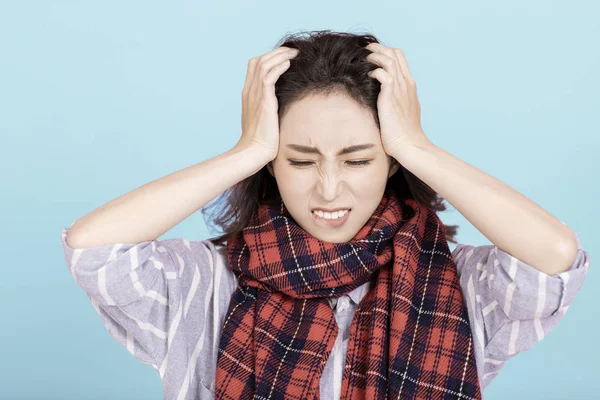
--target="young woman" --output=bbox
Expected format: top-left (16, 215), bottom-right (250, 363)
top-left (60, 30), bottom-right (590, 400)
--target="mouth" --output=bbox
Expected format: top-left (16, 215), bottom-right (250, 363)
top-left (311, 209), bottom-right (351, 227)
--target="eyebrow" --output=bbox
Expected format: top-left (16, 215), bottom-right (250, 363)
top-left (285, 143), bottom-right (376, 156)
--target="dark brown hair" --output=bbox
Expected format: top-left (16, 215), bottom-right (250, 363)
top-left (202, 29), bottom-right (458, 249)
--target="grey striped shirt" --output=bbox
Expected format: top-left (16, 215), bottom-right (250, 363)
top-left (60, 221), bottom-right (589, 399)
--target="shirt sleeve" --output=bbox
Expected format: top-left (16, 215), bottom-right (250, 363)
top-left (59, 222), bottom-right (223, 374)
top-left (453, 223), bottom-right (590, 387)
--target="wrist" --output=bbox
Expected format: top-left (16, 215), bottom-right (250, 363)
top-left (388, 139), bottom-right (435, 166)
top-left (230, 144), bottom-right (274, 167)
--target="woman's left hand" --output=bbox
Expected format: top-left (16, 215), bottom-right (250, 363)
top-left (365, 42), bottom-right (431, 159)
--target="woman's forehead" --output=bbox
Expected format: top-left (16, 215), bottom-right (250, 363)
top-left (279, 93), bottom-right (381, 149)
top-left (281, 93), bottom-right (374, 126)
top-left (281, 126), bottom-right (381, 150)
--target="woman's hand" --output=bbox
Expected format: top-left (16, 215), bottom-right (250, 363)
top-left (365, 42), bottom-right (431, 160)
top-left (234, 46), bottom-right (300, 162)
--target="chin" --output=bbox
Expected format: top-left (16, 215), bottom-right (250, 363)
top-left (310, 229), bottom-right (357, 243)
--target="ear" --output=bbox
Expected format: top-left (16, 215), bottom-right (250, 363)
top-left (267, 162), bottom-right (274, 177)
top-left (388, 158), bottom-right (401, 179)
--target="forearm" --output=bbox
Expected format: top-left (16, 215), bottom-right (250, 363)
top-left (67, 145), bottom-right (270, 248)
top-left (393, 139), bottom-right (578, 276)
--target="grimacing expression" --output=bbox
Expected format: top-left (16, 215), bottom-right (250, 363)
top-left (267, 91), bottom-right (400, 243)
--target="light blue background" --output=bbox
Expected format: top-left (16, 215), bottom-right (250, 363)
top-left (1, 1), bottom-right (597, 399)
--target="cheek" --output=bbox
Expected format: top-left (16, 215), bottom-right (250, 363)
top-left (352, 166), bottom-right (389, 189)
top-left (275, 169), bottom-right (311, 195)
top-left (352, 178), bottom-right (385, 196)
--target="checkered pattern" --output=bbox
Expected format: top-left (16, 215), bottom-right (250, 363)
top-left (215, 188), bottom-right (482, 399)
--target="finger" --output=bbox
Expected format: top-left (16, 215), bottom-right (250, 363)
top-left (262, 46), bottom-right (299, 67)
top-left (253, 47), bottom-right (299, 86)
top-left (367, 67), bottom-right (393, 85)
top-left (393, 48), bottom-right (415, 84)
top-left (366, 43), bottom-right (403, 72)
top-left (245, 47), bottom-right (297, 91)
top-left (366, 52), bottom-right (404, 88)
top-left (366, 43), bottom-right (407, 90)
top-left (263, 59), bottom-right (292, 86)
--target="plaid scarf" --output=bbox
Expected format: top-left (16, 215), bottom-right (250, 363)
top-left (215, 188), bottom-right (482, 399)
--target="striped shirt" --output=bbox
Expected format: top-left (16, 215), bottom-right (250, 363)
top-left (60, 221), bottom-right (590, 399)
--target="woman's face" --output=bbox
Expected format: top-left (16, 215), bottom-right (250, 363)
top-left (267, 92), bottom-right (400, 243)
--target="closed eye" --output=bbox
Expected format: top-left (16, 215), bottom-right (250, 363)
top-left (288, 160), bottom-right (372, 167)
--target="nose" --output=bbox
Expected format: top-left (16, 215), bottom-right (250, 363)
top-left (317, 162), bottom-right (344, 201)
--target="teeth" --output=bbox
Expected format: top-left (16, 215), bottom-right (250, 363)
top-left (312, 209), bottom-right (350, 220)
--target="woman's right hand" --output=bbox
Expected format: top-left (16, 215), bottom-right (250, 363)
top-left (235, 46), bottom-right (300, 162)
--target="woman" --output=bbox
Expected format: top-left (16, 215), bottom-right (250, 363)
top-left (60, 30), bottom-right (590, 399)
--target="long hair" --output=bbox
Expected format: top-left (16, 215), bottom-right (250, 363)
top-left (202, 29), bottom-right (459, 249)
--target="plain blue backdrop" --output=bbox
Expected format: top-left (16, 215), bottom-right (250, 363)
top-left (1, 0), bottom-right (597, 399)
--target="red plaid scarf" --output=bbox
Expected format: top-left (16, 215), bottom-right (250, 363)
top-left (215, 188), bottom-right (482, 399)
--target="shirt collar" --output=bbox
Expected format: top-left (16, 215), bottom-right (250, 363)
top-left (326, 279), bottom-right (372, 308)
top-left (347, 279), bottom-right (371, 305)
